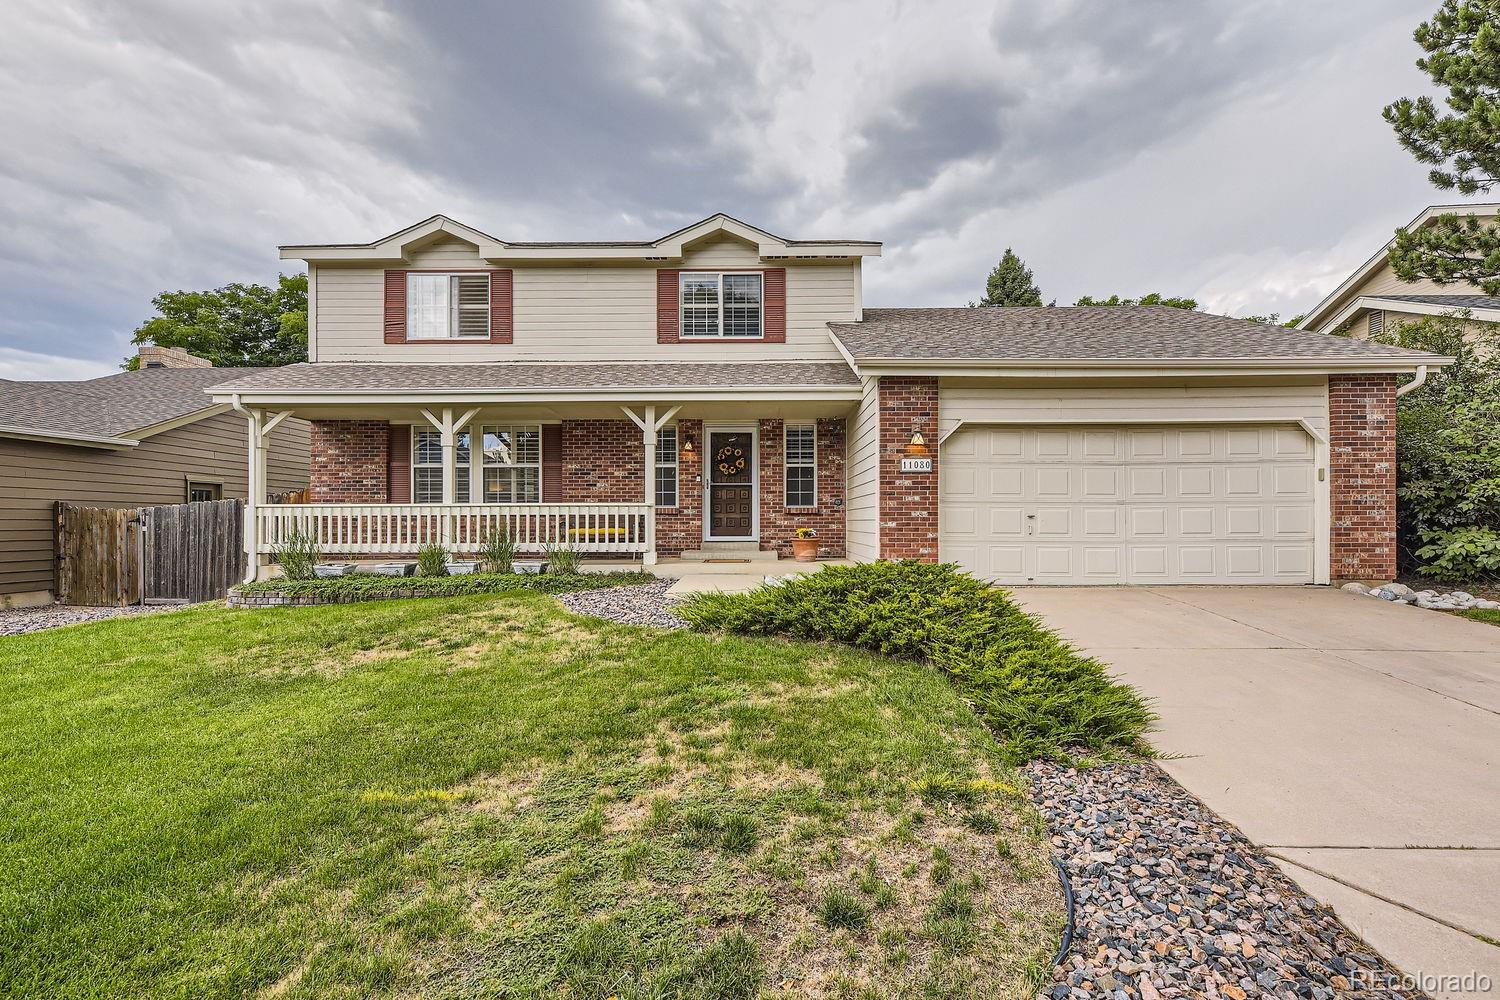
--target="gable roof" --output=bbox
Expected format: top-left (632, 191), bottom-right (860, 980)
top-left (830, 307), bottom-right (1448, 373)
top-left (0, 367), bottom-right (269, 449)
top-left (280, 213), bottom-right (881, 264)
top-left (1297, 202), bottom-right (1500, 331)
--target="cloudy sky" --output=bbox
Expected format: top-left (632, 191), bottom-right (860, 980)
top-left (0, 0), bottom-right (1476, 379)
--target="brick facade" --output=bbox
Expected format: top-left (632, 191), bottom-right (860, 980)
top-left (561, 420), bottom-right (643, 503)
top-left (309, 420), bottom-right (390, 502)
top-left (877, 376), bottom-right (940, 561)
top-left (758, 418), bottom-right (846, 558)
top-left (657, 419), bottom-right (704, 558)
top-left (1328, 374), bottom-right (1398, 582)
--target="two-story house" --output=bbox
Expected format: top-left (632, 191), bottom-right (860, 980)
top-left (210, 213), bottom-right (1446, 586)
top-left (1298, 202), bottom-right (1500, 338)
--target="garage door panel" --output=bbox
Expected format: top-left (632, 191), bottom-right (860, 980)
top-left (940, 424), bottom-right (1316, 585)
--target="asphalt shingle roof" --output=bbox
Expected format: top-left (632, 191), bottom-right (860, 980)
top-left (829, 307), bottom-right (1443, 362)
top-left (0, 367), bottom-right (267, 440)
top-left (1367, 294), bottom-right (1500, 310)
top-left (208, 361), bottom-right (861, 393)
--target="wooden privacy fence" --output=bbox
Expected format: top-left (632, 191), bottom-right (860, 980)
top-left (56, 499), bottom-right (245, 606)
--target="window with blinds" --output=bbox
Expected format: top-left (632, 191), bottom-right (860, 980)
top-left (784, 424), bottom-right (816, 507)
top-left (406, 273), bottom-right (490, 339)
top-left (413, 427), bottom-right (471, 503)
top-left (656, 425), bottom-right (678, 507)
top-left (678, 272), bottom-right (763, 338)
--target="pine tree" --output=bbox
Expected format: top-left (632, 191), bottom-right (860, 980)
top-left (1384, 0), bottom-right (1500, 292)
top-left (977, 248), bottom-right (1043, 306)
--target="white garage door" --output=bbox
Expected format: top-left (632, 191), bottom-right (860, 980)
top-left (940, 425), bottom-right (1316, 585)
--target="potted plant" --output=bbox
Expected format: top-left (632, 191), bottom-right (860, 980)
top-left (791, 527), bottom-right (818, 563)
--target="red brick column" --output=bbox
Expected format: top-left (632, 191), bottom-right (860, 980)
top-left (309, 420), bottom-right (389, 502)
top-left (1329, 374), bottom-right (1397, 582)
top-left (878, 376), bottom-right (939, 561)
top-left (758, 418), bottom-right (846, 558)
top-left (561, 420), bottom-right (643, 502)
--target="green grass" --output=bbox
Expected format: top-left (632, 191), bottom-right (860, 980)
top-left (1459, 608), bottom-right (1500, 627)
top-left (0, 591), bottom-right (1061, 998)
top-left (677, 560), bottom-right (1155, 761)
top-left (233, 569), bottom-right (653, 599)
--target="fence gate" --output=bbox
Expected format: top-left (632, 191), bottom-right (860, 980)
top-left (55, 499), bottom-right (245, 606)
top-left (141, 499), bottom-right (246, 604)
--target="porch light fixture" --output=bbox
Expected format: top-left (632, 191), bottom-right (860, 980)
top-left (907, 430), bottom-right (927, 453)
top-left (681, 435), bottom-right (695, 454)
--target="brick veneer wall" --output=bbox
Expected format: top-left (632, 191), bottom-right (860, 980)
top-left (878, 376), bottom-right (940, 561)
top-left (759, 418), bottom-right (846, 558)
top-left (657, 419), bottom-right (703, 558)
top-left (561, 420), bottom-right (643, 503)
top-left (1329, 374), bottom-right (1398, 581)
top-left (310, 420), bottom-right (390, 502)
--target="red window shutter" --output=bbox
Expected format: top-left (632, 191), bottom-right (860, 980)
top-left (387, 424), bottom-right (411, 503)
top-left (763, 268), bottom-right (786, 343)
top-left (541, 424), bottom-right (563, 502)
top-left (656, 269), bottom-right (681, 343)
top-left (489, 269), bottom-right (513, 344)
top-left (384, 270), bottom-right (407, 344)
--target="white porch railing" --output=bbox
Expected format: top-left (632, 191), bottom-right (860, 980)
top-left (255, 503), bottom-right (651, 555)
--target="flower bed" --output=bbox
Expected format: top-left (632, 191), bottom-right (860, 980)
top-left (676, 560), bottom-right (1154, 762)
top-left (228, 571), bottom-right (654, 607)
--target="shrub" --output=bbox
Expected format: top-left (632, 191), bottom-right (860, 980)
top-left (415, 543), bottom-right (449, 577)
top-left (480, 525), bottom-right (517, 574)
top-left (545, 543), bottom-right (582, 575)
top-left (273, 527), bottom-right (320, 581)
top-left (816, 887), bottom-right (869, 931)
top-left (677, 561), bottom-right (1154, 762)
top-left (233, 570), bottom-right (652, 600)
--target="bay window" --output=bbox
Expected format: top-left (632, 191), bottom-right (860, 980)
top-left (680, 272), bottom-right (763, 338)
top-left (406, 273), bottom-right (490, 340)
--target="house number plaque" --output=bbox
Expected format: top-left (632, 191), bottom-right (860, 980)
top-left (900, 457), bottom-right (933, 473)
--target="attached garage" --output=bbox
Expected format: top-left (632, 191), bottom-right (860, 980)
top-left (940, 423), bottom-right (1319, 585)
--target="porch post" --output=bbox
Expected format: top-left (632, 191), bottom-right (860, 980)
top-left (643, 405), bottom-right (657, 567)
top-left (243, 406), bottom-right (262, 583)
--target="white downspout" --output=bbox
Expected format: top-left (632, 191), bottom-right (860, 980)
top-left (1396, 365), bottom-right (1429, 397)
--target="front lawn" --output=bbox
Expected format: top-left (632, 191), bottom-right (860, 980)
top-left (1460, 608), bottom-right (1500, 627)
top-left (0, 592), bottom-right (1061, 999)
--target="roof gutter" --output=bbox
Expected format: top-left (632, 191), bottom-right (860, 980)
top-left (839, 355), bottom-right (1454, 376)
top-left (1396, 364), bottom-right (1430, 397)
top-left (0, 424), bottom-right (139, 450)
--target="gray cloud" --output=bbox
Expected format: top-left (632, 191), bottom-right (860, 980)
top-left (0, 0), bottom-right (1470, 376)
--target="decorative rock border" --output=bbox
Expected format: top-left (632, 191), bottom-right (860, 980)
top-left (1343, 581), bottom-right (1499, 611)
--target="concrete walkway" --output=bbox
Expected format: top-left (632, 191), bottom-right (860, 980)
top-left (1010, 586), bottom-right (1500, 998)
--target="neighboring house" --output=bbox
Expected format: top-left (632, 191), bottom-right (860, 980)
top-left (0, 347), bottom-right (309, 607)
top-left (209, 213), bottom-right (1447, 587)
top-left (1298, 202), bottom-right (1500, 338)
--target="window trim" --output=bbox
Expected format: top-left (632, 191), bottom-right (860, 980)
top-left (479, 424), bottom-right (543, 504)
top-left (655, 424), bottom-right (679, 508)
top-left (404, 270), bottom-right (492, 342)
top-left (678, 271), bottom-right (765, 340)
top-left (411, 426), bottom-right (472, 504)
top-left (783, 423), bottom-right (817, 508)
top-left (185, 478), bottom-right (223, 503)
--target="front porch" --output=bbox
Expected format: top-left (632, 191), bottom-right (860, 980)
top-left (231, 395), bottom-right (852, 583)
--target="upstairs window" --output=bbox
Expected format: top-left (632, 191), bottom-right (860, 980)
top-left (680, 272), bottom-right (763, 338)
top-left (785, 424), bottom-right (816, 507)
top-left (407, 273), bottom-right (490, 340)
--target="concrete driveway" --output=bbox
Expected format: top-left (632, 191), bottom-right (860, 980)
top-left (1011, 586), bottom-right (1500, 997)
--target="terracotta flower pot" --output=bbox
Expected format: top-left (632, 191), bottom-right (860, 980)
top-left (791, 537), bottom-right (819, 562)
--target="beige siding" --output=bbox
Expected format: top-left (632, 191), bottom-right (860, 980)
top-left (844, 376), bottom-right (881, 562)
top-left (312, 234), bottom-right (860, 362)
top-left (0, 411), bottom-right (308, 602)
top-left (938, 378), bottom-right (1329, 441)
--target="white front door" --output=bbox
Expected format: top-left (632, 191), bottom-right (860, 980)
top-left (704, 427), bottom-right (757, 540)
top-left (939, 424), bottom-right (1317, 585)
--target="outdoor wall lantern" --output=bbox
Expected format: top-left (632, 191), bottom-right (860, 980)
top-left (906, 430), bottom-right (927, 453)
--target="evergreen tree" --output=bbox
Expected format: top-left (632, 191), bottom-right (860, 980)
top-left (1074, 293), bottom-right (1198, 310)
top-left (977, 248), bottom-right (1043, 306)
top-left (1384, 0), bottom-right (1500, 292)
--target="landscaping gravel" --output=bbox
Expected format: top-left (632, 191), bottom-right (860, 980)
top-left (0, 603), bottom-right (175, 637)
top-left (1027, 758), bottom-right (1421, 1000)
top-left (555, 578), bottom-right (687, 629)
